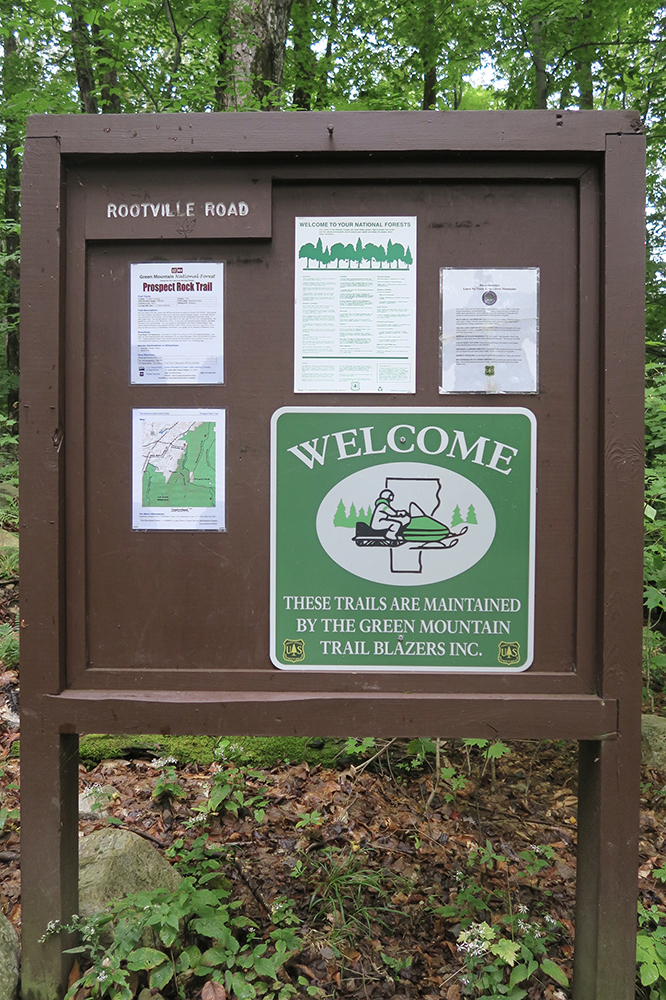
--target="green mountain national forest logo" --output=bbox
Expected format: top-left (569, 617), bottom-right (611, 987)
top-left (316, 462), bottom-right (496, 586)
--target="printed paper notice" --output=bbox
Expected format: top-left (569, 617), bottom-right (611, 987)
top-left (132, 408), bottom-right (226, 530)
top-left (130, 263), bottom-right (224, 384)
top-left (295, 217), bottom-right (416, 394)
top-left (440, 268), bottom-right (539, 394)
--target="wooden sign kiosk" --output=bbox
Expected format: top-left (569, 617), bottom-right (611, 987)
top-left (20, 110), bottom-right (645, 999)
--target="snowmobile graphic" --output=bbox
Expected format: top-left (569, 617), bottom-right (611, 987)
top-left (352, 489), bottom-right (468, 550)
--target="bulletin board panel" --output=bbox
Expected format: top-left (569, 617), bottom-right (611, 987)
top-left (19, 111), bottom-right (645, 1000)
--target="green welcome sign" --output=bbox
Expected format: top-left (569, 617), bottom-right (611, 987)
top-left (271, 408), bottom-right (536, 671)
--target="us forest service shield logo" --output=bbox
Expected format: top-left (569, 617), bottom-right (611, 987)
top-left (271, 407), bottom-right (536, 672)
top-left (498, 641), bottom-right (521, 665)
top-left (283, 639), bottom-right (305, 663)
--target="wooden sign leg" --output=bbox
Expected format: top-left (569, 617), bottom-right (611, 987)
top-left (573, 737), bottom-right (640, 1000)
top-left (20, 717), bottom-right (79, 1000)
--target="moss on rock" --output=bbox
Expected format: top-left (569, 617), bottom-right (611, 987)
top-left (6, 734), bottom-right (347, 768)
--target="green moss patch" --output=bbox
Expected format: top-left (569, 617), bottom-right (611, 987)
top-left (11, 734), bottom-right (347, 769)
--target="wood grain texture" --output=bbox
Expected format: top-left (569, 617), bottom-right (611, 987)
top-left (19, 721), bottom-right (78, 1000)
top-left (572, 132), bottom-right (645, 1000)
top-left (19, 137), bottom-right (66, 698)
top-left (44, 690), bottom-right (617, 739)
top-left (26, 109), bottom-right (641, 154)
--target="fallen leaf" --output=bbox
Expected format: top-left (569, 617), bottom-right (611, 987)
top-left (202, 981), bottom-right (226, 1000)
top-left (67, 959), bottom-right (81, 990)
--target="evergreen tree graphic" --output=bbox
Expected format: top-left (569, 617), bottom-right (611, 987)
top-left (466, 504), bottom-right (478, 524)
top-left (451, 504), bottom-right (463, 526)
top-left (299, 237), bottom-right (413, 270)
top-left (333, 499), bottom-right (348, 526)
top-left (348, 502), bottom-right (358, 523)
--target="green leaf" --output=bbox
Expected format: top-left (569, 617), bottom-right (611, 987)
top-left (150, 960), bottom-right (175, 991)
top-left (491, 939), bottom-right (521, 967)
top-left (126, 947), bottom-right (168, 971)
top-left (227, 970), bottom-right (258, 999)
top-left (641, 961), bottom-right (660, 986)
top-left (509, 963), bottom-right (529, 989)
top-left (540, 957), bottom-right (569, 987)
top-left (201, 945), bottom-right (233, 968)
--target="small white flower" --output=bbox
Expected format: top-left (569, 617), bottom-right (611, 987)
top-left (517, 904), bottom-right (529, 914)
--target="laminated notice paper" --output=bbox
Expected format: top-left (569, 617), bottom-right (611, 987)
top-left (130, 263), bottom-right (224, 384)
top-left (294, 217), bottom-right (417, 394)
top-left (132, 408), bottom-right (226, 530)
top-left (440, 268), bottom-right (539, 394)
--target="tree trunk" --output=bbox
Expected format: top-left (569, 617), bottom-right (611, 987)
top-left (71, 0), bottom-right (98, 113)
top-left (91, 22), bottom-right (122, 113)
top-left (292, 0), bottom-right (316, 109)
top-left (215, 0), bottom-right (294, 109)
top-left (575, 0), bottom-right (594, 109)
top-left (2, 26), bottom-right (20, 412)
top-left (420, 3), bottom-right (438, 110)
top-left (422, 64), bottom-right (437, 110)
top-left (531, 16), bottom-right (548, 109)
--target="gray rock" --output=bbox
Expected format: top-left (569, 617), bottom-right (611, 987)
top-left (79, 827), bottom-right (181, 917)
top-left (0, 912), bottom-right (19, 1000)
top-left (642, 714), bottom-right (666, 770)
top-left (78, 784), bottom-right (118, 820)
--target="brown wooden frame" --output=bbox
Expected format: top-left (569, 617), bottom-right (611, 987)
top-left (20, 110), bottom-right (645, 1000)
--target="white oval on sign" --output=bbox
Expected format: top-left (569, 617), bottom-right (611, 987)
top-left (316, 461), bottom-right (496, 586)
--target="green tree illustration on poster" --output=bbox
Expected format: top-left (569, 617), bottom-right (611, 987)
top-left (333, 499), bottom-right (348, 526)
top-left (451, 504), bottom-right (463, 526)
top-left (466, 504), bottom-right (478, 524)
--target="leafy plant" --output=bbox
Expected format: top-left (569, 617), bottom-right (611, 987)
top-left (453, 914), bottom-right (568, 998)
top-left (152, 758), bottom-right (186, 804)
top-left (44, 847), bottom-right (307, 1000)
top-left (295, 810), bottom-right (324, 828)
top-left (0, 546), bottom-right (18, 580)
top-left (637, 900), bottom-right (666, 997)
top-left (191, 748), bottom-right (269, 826)
top-left (0, 616), bottom-right (19, 670)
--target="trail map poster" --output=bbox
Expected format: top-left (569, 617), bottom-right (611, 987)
top-left (294, 218), bottom-right (417, 394)
top-left (271, 407), bottom-right (536, 670)
top-left (132, 408), bottom-right (226, 530)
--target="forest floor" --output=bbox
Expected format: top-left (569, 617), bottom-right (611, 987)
top-left (0, 581), bottom-right (664, 1000)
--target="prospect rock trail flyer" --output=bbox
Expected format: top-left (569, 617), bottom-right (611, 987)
top-left (440, 268), bottom-right (539, 394)
top-left (271, 407), bottom-right (536, 671)
top-left (132, 408), bottom-right (226, 530)
top-left (294, 218), bottom-right (417, 394)
top-left (130, 263), bottom-right (224, 385)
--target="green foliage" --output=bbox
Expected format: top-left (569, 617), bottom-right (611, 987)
top-left (0, 761), bottom-right (19, 833)
top-left (0, 411), bottom-right (18, 534)
top-left (637, 900), bottom-right (666, 997)
top-left (152, 760), bottom-right (186, 804)
top-left (644, 362), bottom-right (666, 700)
top-left (296, 846), bottom-right (409, 944)
top-left (295, 809), bottom-right (324, 828)
top-left (433, 837), bottom-right (568, 997)
top-left (44, 847), bottom-right (304, 1000)
top-left (0, 615), bottom-right (19, 670)
top-left (190, 745), bottom-right (269, 827)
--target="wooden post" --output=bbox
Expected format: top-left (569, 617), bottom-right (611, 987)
top-left (20, 723), bottom-right (79, 1000)
top-left (573, 131), bottom-right (645, 999)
